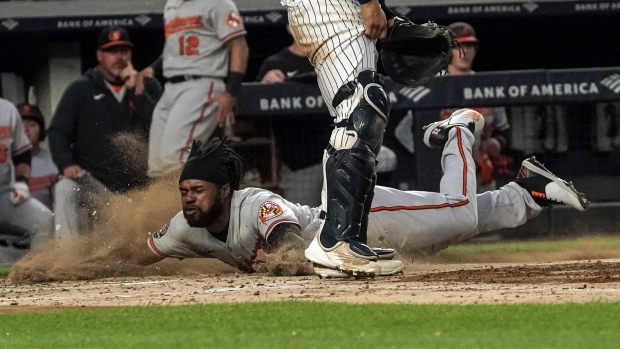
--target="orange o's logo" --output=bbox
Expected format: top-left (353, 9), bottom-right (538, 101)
top-left (226, 12), bottom-right (242, 28)
top-left (258, 201), bottom-right (283, 222)
top-left (109, 30), bottom-right (121, 42)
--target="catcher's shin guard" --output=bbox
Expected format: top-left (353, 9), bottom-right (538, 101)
top-left (359, 173), bottom-right (396, 259)
top-left (319, 70), bottom-right (391, 255)
top-left (319, 145), bottom-right (376, 253)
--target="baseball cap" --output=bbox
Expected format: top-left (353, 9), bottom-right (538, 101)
top-left (97, 26), bottom-right (134, 50)
top-left (17, 103), bottom-right (44, 123)
top-left (448, 22), bottom-right (480, 44)
top-left (17, 103), bottom-right (46, 141)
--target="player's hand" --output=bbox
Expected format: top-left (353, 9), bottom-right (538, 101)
top-left (120, 61), bottom-right (138, 89)
top-left (63, 165), bottom-right (87, 180)
top-left (261, 69), bottom-right (286, 83)
top-left (361, 0), bottom-right (387, 40)
top-left (210, 92), bottom-right (236, 128)
top-left (10, 181), bottom-right (30, 206)
top-left (135, 67), bottom-right (155, 95)
top-left (255, 244), bottom-right (314, 276)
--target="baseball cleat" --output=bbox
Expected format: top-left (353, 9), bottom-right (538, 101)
top-left (313, 259), bottom-right (405, 278)
top-left (305, 235), bottom-right (381, 278)
top-left (515, 156), bottom-right (589, 211)
top-left (423, 108), bottom-right (485, 148)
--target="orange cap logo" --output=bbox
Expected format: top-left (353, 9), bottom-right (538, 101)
top-left (109, 30), bottom-right (121, 42)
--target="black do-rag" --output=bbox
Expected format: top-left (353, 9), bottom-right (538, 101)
top-left (179, 141), bottom-right (231, 185)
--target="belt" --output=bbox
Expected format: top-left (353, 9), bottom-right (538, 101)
top-left (167, 75), bottom-right (210, 84)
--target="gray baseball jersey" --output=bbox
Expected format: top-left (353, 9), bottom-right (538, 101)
top-left (148, 0), bottom-right (247, 177)
top-left (147, 129), bottom-right (542, 269)
top-left (29, 148), bottom-right (59, 209)
top-left (162, 0), bottom-right (247, 78)
top-left (0, 98), bottom-right (31, 193)
top-left (148, 187), bottom-right (320, 271)
top-left (0, 98), bottom-right (53, 265)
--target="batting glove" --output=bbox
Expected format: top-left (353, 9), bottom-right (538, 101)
top-left (10, 181), bottom-right (30, 205)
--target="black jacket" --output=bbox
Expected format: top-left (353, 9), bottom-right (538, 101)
top-left (48, 67), bottom-right (162, 192)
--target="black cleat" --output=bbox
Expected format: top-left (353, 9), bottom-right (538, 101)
top-left (515, 157), bottom-right (589, 211)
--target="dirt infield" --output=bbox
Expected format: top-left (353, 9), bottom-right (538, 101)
top-left (2, 258), bottom-right (620, 312)
top-left (3, 174), bottom-right (619, 312)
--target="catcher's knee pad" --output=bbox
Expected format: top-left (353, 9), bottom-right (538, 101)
top-left (319, 145), bottom-right (375, 247)
top-left (333, 70), bottom-right (391, 155)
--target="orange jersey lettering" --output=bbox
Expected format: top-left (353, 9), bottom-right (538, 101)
top-left (165, 16), bottom-right (203, 38)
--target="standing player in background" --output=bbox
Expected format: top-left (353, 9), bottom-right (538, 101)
top-left (441, 22), bottom-right (513, 193)
top-left (0, 98), bottom-right (53, 266)
top-left (284, 0), bottom-right (398, 276)
top-left (17, 103), bottom-right (58, 209)
top-left (137, 0), bottom-right (249, 178)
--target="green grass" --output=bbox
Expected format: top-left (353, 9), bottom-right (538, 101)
top-left (441, 235), bottom-right (620, 256)
top-left (0, 267), bottom-right (11, 277)
top-left (1, 302), bottom-right (619, 348)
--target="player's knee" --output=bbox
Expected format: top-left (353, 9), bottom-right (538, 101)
top-left (446, 194), bottom-right (478, 232)
top-left (334, 70), bottom-right (391, 155)
top-left (333, 70), bottom-right (391, 117)
top-left (461, 203), bottom-right (478, 233)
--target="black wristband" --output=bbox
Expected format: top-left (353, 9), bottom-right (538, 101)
top-left (225, 72), bottom-right (244, 98)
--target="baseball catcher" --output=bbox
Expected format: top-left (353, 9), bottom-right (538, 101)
top-left (380, 16), bottom-right (456, 87)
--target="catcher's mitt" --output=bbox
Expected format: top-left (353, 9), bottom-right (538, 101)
top-left (380, 17), bottom-right (456, 87)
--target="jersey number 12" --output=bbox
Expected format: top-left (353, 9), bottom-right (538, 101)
top-left (178, 35), bottom-right (199, 56)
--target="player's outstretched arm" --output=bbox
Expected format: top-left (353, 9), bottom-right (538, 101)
top-left (131, 245), bottom-right (166, 266)
top-left (267, 223), bottom-right (306, 251)
top-left (261, 223), bottom-right (313, 276)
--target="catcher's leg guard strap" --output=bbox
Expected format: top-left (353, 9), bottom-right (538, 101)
top-left (319, 145), bottom-right (376, 248)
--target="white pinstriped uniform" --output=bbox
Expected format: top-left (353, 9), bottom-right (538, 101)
top-left (284, 0), bottom-right (384, 224)
top-left (285, 0), bottom-right (377, 151)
